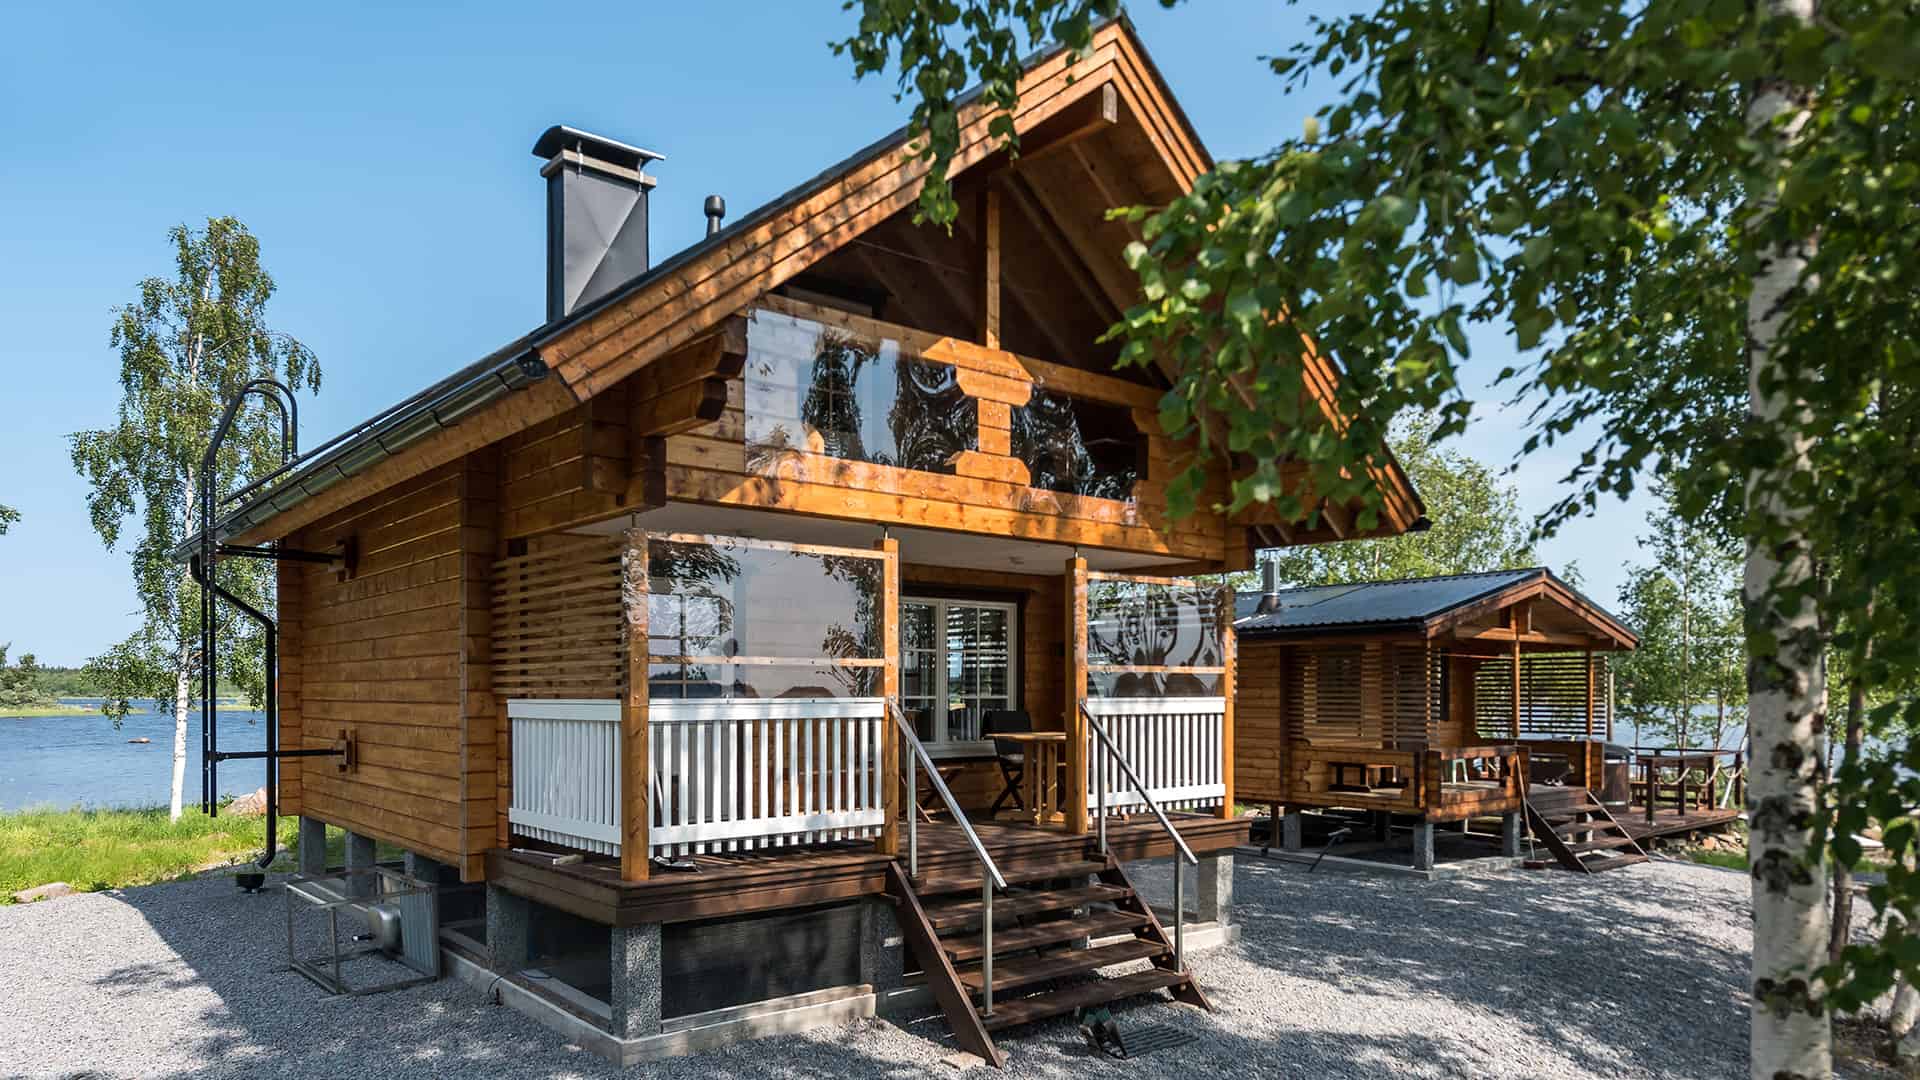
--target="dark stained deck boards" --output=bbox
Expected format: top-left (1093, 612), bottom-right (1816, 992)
top-left (486, 813), bottom-right (1250, 926)
top-left (1619, 805), bottom-right (1744, 842)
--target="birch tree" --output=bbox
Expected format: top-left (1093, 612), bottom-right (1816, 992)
top-left (837, 2), bottom-right (1920, 1074)
top-left (71, 217), bottom-right (319, 820)
top-left (0, 505), bottom-right (17, 535)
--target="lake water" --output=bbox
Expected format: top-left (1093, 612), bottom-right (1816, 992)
top-left (0, 699), bottom-right (271, 812)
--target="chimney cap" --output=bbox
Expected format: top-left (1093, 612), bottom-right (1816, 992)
top-left (532, 125), bottom-right (666, 171)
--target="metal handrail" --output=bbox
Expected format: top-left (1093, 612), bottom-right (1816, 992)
top-left (887, 701), bottom-right (1007, 1016)
top-left (1080, 700), bottom-right (1197, 969)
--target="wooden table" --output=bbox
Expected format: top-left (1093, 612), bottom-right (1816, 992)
top-left (995, 732), bottom-right (1068, 825)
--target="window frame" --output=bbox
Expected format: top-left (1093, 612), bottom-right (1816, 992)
top-left (899, 595), bottom-right (1020, 759)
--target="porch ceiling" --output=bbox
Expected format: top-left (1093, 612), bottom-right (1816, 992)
top-left (569, 501), bottom-right (1192, 574)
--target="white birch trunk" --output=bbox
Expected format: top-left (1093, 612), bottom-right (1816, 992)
top-left (1746, 3), bottom-right (1829, 1074)
top-left (169, 276), bottom-right (211, 823)
top-left (170, 645), bottom-right (191, 821)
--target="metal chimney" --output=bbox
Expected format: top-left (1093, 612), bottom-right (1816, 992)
top-left (532, 125), bottom-right (666, 320)
top-left (1256, 559), bottom-right (1283, 614)
top-left (704, 195), bottom-right (726, 236)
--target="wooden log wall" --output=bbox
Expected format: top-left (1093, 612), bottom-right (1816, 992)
top-left (281, 456), bottom-right (494, 879)
top-left (1231, 639), bottom-right (1286, 805)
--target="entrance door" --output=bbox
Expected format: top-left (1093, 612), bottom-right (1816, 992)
top-left (900, 598), bottom-right (1017, 752)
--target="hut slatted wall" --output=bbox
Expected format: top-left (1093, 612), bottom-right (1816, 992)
top-left (1383, 644), bottom-right (1442, 748)
top-left (1473, 652), bottom-right (1607, 739)
top-left (490, 534), bottom-right (625, 698)
top-left (1286, 644), bottom-right (1365, 743)
top-left (285, 458), bottom-right (479, 869)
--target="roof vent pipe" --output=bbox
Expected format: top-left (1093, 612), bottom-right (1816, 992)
top-left (532, 125), bottom-right (666, 321)
top-left (1256, 558), bottom-right (1283, 614)
top-left (704, 194), bottom-right (726, 236)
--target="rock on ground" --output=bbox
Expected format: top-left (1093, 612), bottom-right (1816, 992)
top-left (0, 853), bottom-right (1753, 1078)
top-left (226, 787), bottom-right (269, 816)
top-left (10, 881), bottom-right (74, 904)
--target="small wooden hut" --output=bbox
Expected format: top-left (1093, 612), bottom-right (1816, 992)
top-left (1232, 566), bottom-right (1646, 871)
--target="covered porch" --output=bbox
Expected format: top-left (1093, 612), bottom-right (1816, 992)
top-left (488, 504), bottom-right (1240, 880)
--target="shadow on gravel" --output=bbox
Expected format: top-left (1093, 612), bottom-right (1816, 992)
top-left (1221, 856), bottom-right (1749, 1080)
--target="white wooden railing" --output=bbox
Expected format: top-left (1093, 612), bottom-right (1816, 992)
top-left (508, 699), bottom-right (624, 855)
top-left (506, 697), bottom-right (888, 859)
top-left (1083, 696), bottom-right (1227, 813)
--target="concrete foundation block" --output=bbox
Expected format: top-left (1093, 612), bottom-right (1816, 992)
top-left (296, 817), bottom-right (328, 877)
top-left (1282, 810), bottom-right (1303, 852)
top-left (404, 850), bottom-right (446, 885)
top-left (485, 883), bottom-right (532, 973)
top-left (858, 897), bottom-right (905, 1009)
top-left (344, 830), bottom-right (377, 897)
top-left (1198, 852), bottom-right (1234, 925)
top-left (1411, 823), bottom-right (1436, 871)
top-left (609, 923), bottom-right (663, 1040)
top-left (1502, 811), bottom-right (1524, 857)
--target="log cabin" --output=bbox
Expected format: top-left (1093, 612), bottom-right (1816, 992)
top-left (1231, 564), bottom-right (1659, 874)
top-left (178, 18), bottom-right (1425, 1067)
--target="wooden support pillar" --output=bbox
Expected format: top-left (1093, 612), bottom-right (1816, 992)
top-left (1065, 555), bottom-right (1089, 834)
top-left (1219, 587), bottom-right (1236, 820)
top-left (1509, 620), bottom-right (1522, 741)
top-left (978, 186), bottom-right (1002, 349)
top-left (1584, 648), bottom-right (1596, 738)
top-left (620, 528), bottom-right (652, 882)
top-left (877, 536), bottom-right (901, 855)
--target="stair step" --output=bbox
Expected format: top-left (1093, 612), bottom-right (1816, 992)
top-left (956, 938), bottom-right (1165, 994)
top-left (1584, 854), bottom-right (1649, 872)
top-left (944, 910), bottom-right (1150, 963)
top-left (980, 968), bottom-right (1189, 1032)
top-left (924, 884), bottom-right (1131, 932)
top-left (1565, 836), bottom-right (1638, 854)
top-left (915, 860), bottom-right (1109, 897)
top-left (1550, 819), bottom-right (1601, 836)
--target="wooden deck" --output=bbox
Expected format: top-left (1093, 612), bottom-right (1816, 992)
top-left (487, 813), bottom-right (1250, 927)
top-left (1619, 805), bottom-right (1744, 842)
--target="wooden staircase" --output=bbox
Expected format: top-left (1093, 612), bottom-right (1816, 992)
top-left (886, 852), bottom-right (1209, 1067)
top-left (1525, 788), bottom-right (1649, 873)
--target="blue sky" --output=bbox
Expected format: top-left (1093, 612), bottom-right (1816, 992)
top-left (0, 1), bottom-right (1652, 666)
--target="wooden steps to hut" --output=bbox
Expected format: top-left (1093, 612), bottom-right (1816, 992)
top-left (1524, 788), bottom-right (1649, 873)
top-left (886, 852), bottom-right (1209, 1066)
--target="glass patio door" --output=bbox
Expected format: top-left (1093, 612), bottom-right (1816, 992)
top-left (899, 598), bottom-right (1016, 750)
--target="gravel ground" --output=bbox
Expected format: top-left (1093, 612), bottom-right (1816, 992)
top-left (0, 854), bottom-right (1751, 1079)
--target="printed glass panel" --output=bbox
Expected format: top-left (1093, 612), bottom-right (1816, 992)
top-left (745, 310), bottom-right (976, 475)
top-left (645, 535), bottom-right (883, 699)
top-left (1086, 578), bottom-right (1223, 699)
top-left (1011, 388), bottom-right (1143, 500)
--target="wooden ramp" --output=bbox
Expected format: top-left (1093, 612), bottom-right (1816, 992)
top-left (1524, 787), bottom-right (1648, 873)
top-left (887, 848), bottom-right (1209, 1067)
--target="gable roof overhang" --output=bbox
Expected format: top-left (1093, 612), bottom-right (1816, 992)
top-left (203, 16), bottom-right (1420, 552)
top-left (1235, 567), bottom-right (1638, 651)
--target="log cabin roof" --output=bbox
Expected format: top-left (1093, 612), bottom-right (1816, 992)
top-left (191, 15), bottom-right (1421, 554)
top-left (1234, 567), bottom-right (1637, 649)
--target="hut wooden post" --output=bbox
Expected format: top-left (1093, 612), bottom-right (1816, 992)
top-left (1584, 648), bottom-right (1597, 738)
top-left (620, 528), bottom-right (651, 882)
top-left (1065, 555), bottom-right (1089, 834)
top-left (876, 536), bottom-right (901, 855)
top-left (1508, 617), bottom-right (1522, 741)
top-left (1219, 587), bottom-right (1236, 820)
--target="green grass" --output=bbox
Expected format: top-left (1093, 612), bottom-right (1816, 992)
top-left (0, 805), bottom-right (413, 901)
top-left (1688, 847), bottom-right (1750, 871)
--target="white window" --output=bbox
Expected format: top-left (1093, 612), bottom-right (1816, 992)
top-left (900, 597), bottom-right (1018, 755)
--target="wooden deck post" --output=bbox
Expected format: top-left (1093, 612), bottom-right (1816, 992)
top-left (620, 528), bottom-right (651, 882)
top-left (877, 536), bottom-right (901, 855)
top-left (1584, 648), bottom-right (1596, 738)
top-left (1509, 628), bottom-right (1522, 741)
top-left (1065, 555), bottom-right (1089, 834)
top-left (1219, 587), bottom-right (1236, 820)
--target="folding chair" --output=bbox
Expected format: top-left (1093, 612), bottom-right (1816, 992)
top-left (982, 709), bottom-right (1032, 816)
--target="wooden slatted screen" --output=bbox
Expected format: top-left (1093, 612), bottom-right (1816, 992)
top-left (491, 534), bottom-right (626, 698)
top-left (1472, 652), bottom-right (1608, 739)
